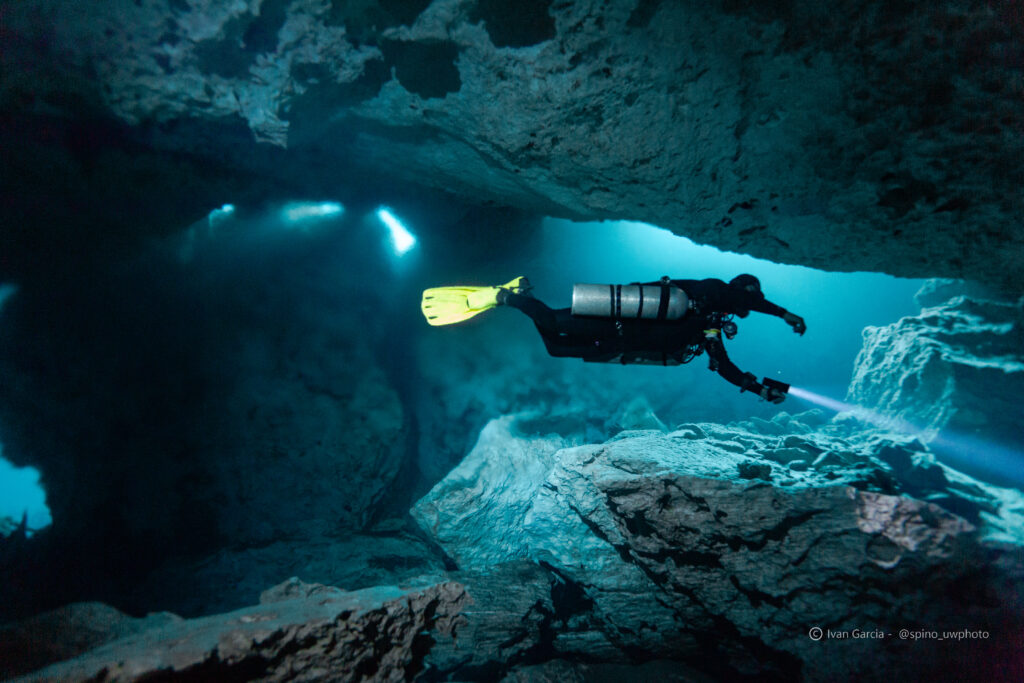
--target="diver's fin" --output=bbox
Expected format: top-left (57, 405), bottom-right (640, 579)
top-left (421, 277), bottom-right (529, 326)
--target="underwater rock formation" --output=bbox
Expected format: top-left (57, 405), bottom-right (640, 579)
top-left (848, 280), bottom-right (1024, 445)
top-left (413, 413), bottom-right (1024, 681)
top-left (0, 242), bottom-right (413, 616)
top-left (3, 1), bottom-right (1023, 288)
top-left (4, 578), bottom-right (467, 682)
top-left (125, 531), bottom-right (449, 618)
top-left (0, 603), bottom-right (183, 680)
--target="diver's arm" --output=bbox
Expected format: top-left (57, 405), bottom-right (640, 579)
top-left (739, 289), bottom-right (786, 318)
top-left (704, 332), bottom-right (785, 403)
top-left (704, 334), bottom-right (754, 389)
top-left (745, 292), bottom-right (806, 335)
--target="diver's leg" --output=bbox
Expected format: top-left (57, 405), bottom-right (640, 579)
top-left (502, 292), bottom-right (557, 329)
top-left (503, 292), bottom-right (617, 358)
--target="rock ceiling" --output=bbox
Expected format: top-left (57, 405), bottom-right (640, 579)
top-left (1, 0), bottom-right (1022, 289)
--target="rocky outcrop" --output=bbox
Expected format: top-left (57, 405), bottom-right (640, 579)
top-left (0, 603), bottom-right (182, 680)
top-left (4, 578), bottom-right (468, 682)
top-left (413, 413), bottom-right (1024, 681)
top-left (124, 530), bottom-right (450, 618)
top-left (0, 222), bottom-right (413, 618)
top-left (2, 1), bottom-right (1022, 288)
top-left (847, 280), bottom-right (1024, 450)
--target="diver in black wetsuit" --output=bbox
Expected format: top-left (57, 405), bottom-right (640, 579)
top-left (498, 274), bottom-right (806, 404)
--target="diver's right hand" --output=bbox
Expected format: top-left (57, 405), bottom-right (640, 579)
top-left (783, 312), bottom-right (806, 335)
top-left (760, 385), bottom-right (787, 404)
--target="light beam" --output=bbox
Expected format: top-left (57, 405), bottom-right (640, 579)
top-left (788, 385), bottom-right (1024, 487)
top-left (281, 201), bottom-right (344, 223)
top-left (377, 207), bottom-right (417, 256)
top-left (207, 203), bottom-right (236, 227)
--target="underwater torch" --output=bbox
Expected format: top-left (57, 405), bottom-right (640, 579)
top-left (762, 377), bottom-right (790, 395)
top-left (756, 377), bottom-right (790, 403)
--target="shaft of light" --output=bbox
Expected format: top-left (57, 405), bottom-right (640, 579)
top-left (789, 386), bottom-right (1023, 487)
top-left (377, 207), bottom-right (417, 255)
top-left (282, 201), bottom-right (344, 222)
top-left (788, 386), bottom-right (854, 414)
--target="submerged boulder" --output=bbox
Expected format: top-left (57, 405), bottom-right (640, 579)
top-left (124, 531), bottom-right (449, 618)
top-left (847, 280), bottom-right (1024, 456)
top-left (414, 414), bottom-right (1024, 681)
top-left (4, 578), bottom-right (467, 682)
top-left (0, 603), bottom-right (181, 680)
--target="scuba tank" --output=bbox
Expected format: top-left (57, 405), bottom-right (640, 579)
top-left (571, 281), bottom-right (689, 321)
top-left (583, 346), bottom-right (704, 366)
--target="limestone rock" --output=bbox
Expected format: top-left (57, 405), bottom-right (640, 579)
top-left (412, 415), bottom-right (573, 569)
top-left (914, 278), bottom-right (1003, 309)
top-left (3, 2), bottom-right (1023, 288)
top-left (125, 532), bottom-right (448, 617)
top-left (422, 561), bottom-right (557, 678)
top-left (497, 658), bottom-right (713, 683)
top-left (0, 603), bottom-right (181, 680)
top-left (608, 395), bottom-right (668, 433)
top-left (414, 415), bottom-right (1024, 680)
top-left (8, 579), bottom-right (467, 682)
top-left (847, 283), bottom-right (1024, 444)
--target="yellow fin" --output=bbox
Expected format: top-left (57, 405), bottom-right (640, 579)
top-left (420, 277), bottom-right (528, 326)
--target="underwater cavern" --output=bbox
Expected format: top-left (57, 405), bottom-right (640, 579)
top-left (1, 0), bottom-right (1023, 681)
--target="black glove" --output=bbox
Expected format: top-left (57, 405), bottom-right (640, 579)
top-left (739, 371), bottom-right (759, 393)
top-left (783, 312), bottom-right (806, 335)
top-left (759, 384), bottom-right (787, 404)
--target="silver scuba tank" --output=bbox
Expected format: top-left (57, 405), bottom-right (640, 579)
top-left (571, 283), bottom-right (689, 320)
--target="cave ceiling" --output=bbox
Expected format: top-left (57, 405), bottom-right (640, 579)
top-left (1, 0), bottom-right (1021, 290)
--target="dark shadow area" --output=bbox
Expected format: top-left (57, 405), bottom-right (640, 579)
top-left (471, 0), bottom-right (556, 48)
top-left (380, 39), bottom-right (462, 99)
top-left (325, 0), bottom-right (434, 46)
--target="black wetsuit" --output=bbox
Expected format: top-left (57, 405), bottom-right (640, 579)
top-left (505, 278), bottom-right (789, 392)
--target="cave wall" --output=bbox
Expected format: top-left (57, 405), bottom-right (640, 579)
top-left (849, 287), bottom-right (1024, 438)
top-left (1, 0), bottom-right (1022, 289)
top-left (847, 279), bottom-right (1024, 485)
top-left (0, 215), bottom-right (420, 616)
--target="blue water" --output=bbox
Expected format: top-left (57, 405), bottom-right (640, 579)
top-left (0, 448), bottom-right (50, 536)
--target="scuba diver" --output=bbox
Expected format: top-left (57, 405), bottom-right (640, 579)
top-left (421, 274), bottom-right (806, 404)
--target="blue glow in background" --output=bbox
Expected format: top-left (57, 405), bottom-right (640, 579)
top-left (0, 447), bottom-right (51, 536)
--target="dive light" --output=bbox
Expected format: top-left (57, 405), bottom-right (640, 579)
top-left (762, 377), bottom-right (791, 395)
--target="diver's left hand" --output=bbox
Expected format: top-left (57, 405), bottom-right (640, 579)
top-left (784, 312), bottom-right (806, 335)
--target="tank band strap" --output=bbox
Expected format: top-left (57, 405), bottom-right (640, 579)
top-left (657, 284), bottom-right (671, 320)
